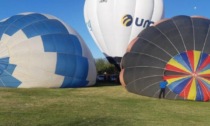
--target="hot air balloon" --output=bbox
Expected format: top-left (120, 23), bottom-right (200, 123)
top-left (84, 0), bottom-right (164, 71)
top-left (120, 15), bottom-right (210, 101)
top-left (0, 12), bottom-right (96, 88)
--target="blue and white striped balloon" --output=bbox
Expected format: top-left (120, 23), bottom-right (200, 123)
top-left (0, 13), bottom-right (96, 88)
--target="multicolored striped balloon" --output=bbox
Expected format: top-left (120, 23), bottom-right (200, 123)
top-left (120, 15), bottom-right (210, 101)
top-left (165, 51), bottom-right (210, 101)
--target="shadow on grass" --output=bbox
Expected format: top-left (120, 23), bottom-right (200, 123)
top-left (94, 81), bottom-right (121, 87)
top-left (69, 116), bottom-right (124, 126)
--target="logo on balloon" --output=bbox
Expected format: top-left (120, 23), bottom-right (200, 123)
top-left (121, 14), bottom-right (155, 28)
top-left (121, 15), bottom-right (133, 27)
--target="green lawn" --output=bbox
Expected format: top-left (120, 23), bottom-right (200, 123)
top-left (0, 83), bottom-right (209, 126)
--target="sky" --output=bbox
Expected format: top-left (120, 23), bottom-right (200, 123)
top-left (0, 0), bottom-right (210, 59)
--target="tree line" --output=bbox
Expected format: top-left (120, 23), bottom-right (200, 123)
top-left (95, 58), bottom-right (119, 75)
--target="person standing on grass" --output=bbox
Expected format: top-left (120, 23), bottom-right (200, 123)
top-left (159, 80), bottom-right (167, 99)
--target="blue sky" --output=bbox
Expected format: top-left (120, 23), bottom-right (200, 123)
top-left (0, 0), bottom-right (210, 59)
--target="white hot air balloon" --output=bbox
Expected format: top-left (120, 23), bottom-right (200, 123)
top-left (84, 0), bottom-right (164, 70)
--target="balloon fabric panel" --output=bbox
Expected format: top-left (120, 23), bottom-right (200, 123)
top-left (41, 33), bottom-right (88, 87)
top-left (4, 14), bottom-right (48, 37)
top-left (138, 26), bottom-right (179, 57)
top-left (193, 18), bottom-right (210, 51)
top-left (155, 20), bottom-right (186, 53)
top-left (56, 54), bottom-right (88, 88)
top-left (172, 16), bottom-right (194, 51)
top-left (0, 63), bottom-right (21, 87)
top-left (0, 57), bottom-right (9, 73)
top-left (22, 20), bottom-right (69, 38)
top-left (130, 37), bottom-right (172, 61)
top-left (0, 15), bottom-right (24, 39)
top-left (42, 34), bottom-right (82, 55)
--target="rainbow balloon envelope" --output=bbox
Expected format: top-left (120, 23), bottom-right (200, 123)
top-left (120, 15), bottom-right (210, 101)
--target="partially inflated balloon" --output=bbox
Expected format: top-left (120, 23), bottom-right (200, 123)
top-left (120, 15), bottom-right (210, 102)
top-left (84, 0), bottom-right (164, 70)
top-left (0, 13), bottom-right (96, 88)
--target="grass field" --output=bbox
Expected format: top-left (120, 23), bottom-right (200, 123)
top-left (0, 82), bottom-right (209, 126)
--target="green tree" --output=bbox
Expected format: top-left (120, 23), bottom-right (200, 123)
top-left (95, 58), bottom-right (117, 75)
